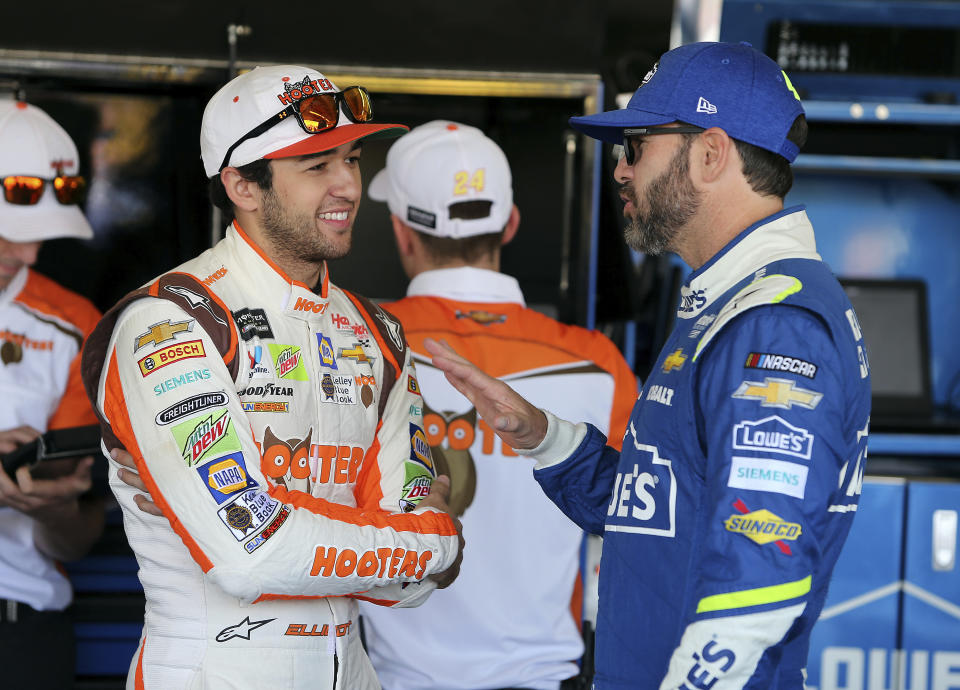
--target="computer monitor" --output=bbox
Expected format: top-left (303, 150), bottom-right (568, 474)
top-left (839, 278), bottom-right (933, 420)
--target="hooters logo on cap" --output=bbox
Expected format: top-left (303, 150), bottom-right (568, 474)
top-left (277, 75), bottom-right (334, 105)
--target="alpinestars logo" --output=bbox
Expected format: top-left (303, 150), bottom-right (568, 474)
top-left (216, 616), bottom-right (275, 642)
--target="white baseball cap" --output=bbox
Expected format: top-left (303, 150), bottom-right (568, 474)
top-left (0, 101), bottom-right (94, 242)
top-left (368, 120), bottom-right (513, 239)
top-left (201, 65), bottom-right (407, 178)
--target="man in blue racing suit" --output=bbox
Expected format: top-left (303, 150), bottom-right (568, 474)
top-left (425, 41), bottom-right (871, 689)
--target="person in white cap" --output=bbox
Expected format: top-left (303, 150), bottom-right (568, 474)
top-left (359, 120), bottom-right (637, 690)
top-left (81, 67), bottom-right (463, 689)
top-left (0, 100), bottom-right (106, 689)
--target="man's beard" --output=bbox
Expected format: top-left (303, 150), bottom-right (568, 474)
top-left (622, 136), bottom-right (701, 255)
top-left (259, 186), bottom-right (352, 263)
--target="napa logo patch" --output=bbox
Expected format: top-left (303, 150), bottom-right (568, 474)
top-left (196, 452), bottom-right (258, 504)
top-left (408, 423), bottom-right (434, 473)
top-left (316, 333), bottom-right (338, 370)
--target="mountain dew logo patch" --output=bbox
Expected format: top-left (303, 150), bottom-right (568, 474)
top-left (268, 343), bottom-right (309, 381)
top-left (399, 468), bottom-right (432, 513)
top-left (171, 410), bottom-right (242, 466)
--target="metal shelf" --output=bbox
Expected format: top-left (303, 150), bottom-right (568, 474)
top-left (870, 433), bottom-right (960, 457)
top-left (793, 154), bottom-right (960, 178)
top-left (803, 100), bottom-right (960, 125)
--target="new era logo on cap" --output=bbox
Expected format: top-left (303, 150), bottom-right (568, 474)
top-left (697, 97), bottom-right (717, 114)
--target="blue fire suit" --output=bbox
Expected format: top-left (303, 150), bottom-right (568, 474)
top-left (533, 208), bottom-right (871, 689)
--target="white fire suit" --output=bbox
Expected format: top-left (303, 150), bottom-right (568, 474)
top-left (80, 222), bottom-right (459, 689)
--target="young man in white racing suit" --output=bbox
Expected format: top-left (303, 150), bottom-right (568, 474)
top-left (81, 65), bottom-right (463, 690)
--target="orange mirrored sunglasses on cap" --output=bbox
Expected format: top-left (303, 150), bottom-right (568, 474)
top-left (219, 85), bottom-right (374, 171)
top-left (2, 174), bottom-right (86, 205)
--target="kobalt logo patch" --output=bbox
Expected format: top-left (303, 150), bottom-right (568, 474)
top-left (605, 422), bottom-right (676, 537)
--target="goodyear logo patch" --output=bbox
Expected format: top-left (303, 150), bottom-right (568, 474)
top-left (138, 340), bottom-right (205, 376)
top-left (196, 452), bottom-right (257, 504)
top-left (269, 344), bottom-right (309, 381)
top-left (408, 423), bottom-right (433, 473)
top-left (724, 508), bottom-right (802, 545)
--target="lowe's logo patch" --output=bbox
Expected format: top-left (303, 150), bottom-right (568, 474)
top-left (732, 415), bottom-right (813, 460)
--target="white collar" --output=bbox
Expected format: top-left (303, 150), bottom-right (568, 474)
top-left (677, 207), bottom-right (820, 320)
top-left (0, 266), bottom-right (28, 308)
top-left (405, 267), bottom-right (525, 306)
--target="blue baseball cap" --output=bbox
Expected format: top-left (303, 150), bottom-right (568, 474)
top-left (570, 42), bottom-right (805, 162)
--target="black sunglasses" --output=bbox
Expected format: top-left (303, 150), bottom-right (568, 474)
top-left (621, 125), bottom-right (706, 165)
top-left (219, 85), bottom-right (374, 172)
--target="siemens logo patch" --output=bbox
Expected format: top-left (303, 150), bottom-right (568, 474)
top-left (745, 352), bottom-right (817, 379)
top-left (728, 456), bottom-right (809, 499)
top-left (156, 392), bottom-right (228, 425)
top-left (732, 415), bottom-right (814, 459)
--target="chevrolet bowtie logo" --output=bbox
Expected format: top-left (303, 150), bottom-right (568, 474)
top-left (135, 319), bottom-right (193, 351)
top-left (662, 348), bottom-right (687, 373)
top-left (339, 344), bottom-right (374, 366)
top-left (732, 377), bottom-right (822, 410)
